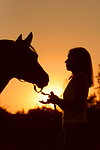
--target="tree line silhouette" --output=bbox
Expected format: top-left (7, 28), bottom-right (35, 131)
top-left (0, 106), bottom-right (63, 150)
top-left (0, 100), bottom-right (100, 150)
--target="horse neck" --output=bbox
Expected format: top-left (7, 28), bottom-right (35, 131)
top-left (0, 74), bottom-right (11, 93)
top-left (0, 62), bottom-right (14, 93)
top-left (0, 40), bottom-right (15, 93)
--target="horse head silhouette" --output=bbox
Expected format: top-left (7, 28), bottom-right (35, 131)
top-left (0, 32), bottom-right (49, 93)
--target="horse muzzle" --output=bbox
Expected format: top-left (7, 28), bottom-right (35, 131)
top-left (33, 73), bottom-right (49, 90)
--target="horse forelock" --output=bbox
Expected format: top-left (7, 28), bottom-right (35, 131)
top-left (29, 45), bottom-right (38, 56)
top-left (29, 45), bottom-right (36, 53)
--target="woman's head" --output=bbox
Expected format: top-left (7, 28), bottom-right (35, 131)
top-left (65, 47), bottom-right (93, 87)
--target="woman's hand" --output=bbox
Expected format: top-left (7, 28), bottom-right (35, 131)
top-left (47, 91), bottom-right (59, 104)
top-left (39, 91), bottom-right (59, 104)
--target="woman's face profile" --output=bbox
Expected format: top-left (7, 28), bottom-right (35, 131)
top-left (65, 54), bottom-right (75, 72)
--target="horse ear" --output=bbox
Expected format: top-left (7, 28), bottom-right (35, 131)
top-left (15, 34), bottom-right (22, 43)
top-left (24, 32), bottom-right (33, 45)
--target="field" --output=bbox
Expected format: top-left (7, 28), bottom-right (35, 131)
top-left (0, 106), bottom-right (100, 150)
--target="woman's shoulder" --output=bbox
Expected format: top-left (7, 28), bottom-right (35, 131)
top-left (74, 72), bottom-right (87, 79)
top-left (72, 72), bottom-right (89, 86)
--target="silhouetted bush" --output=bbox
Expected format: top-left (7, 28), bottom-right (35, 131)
top-left (0, 106), bottom-right (63, 150)
top-left (0, 106), bottom-right (100, 150)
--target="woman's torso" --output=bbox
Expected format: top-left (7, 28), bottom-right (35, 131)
top-left (63, 72), bottom-right (89, 123)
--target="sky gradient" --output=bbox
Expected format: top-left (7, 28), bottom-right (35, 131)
top-left (0, 0), bottom-right (100, 113)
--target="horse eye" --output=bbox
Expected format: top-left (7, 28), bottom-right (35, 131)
top-left (29, 46), bottom-right (38, 61)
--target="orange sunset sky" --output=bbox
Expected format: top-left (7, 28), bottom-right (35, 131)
top-left (0, 0), bottom-right (100, 113)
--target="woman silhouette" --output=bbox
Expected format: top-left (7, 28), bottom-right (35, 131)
top-left (41, 47), bottom-right (93, 150)
top-left (47, 47), bottom-right (93, 150)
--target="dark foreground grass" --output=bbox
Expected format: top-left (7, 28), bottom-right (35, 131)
top-left (0, 106), bottom-right (100, 150)
top-left (0, 107), bottom-right (63, 150)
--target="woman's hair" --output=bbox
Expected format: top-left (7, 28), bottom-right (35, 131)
top-left (68, 47), bottom-right (93, 87)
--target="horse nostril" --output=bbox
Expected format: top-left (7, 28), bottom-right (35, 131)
top-left (41, 74), bottom-right (49, 88)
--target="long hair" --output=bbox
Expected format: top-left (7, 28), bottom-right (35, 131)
top-left (68, 47), bottom-right (93, 87)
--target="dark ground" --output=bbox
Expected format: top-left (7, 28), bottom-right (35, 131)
top-left (0, 106), bottom-right (100, 150)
